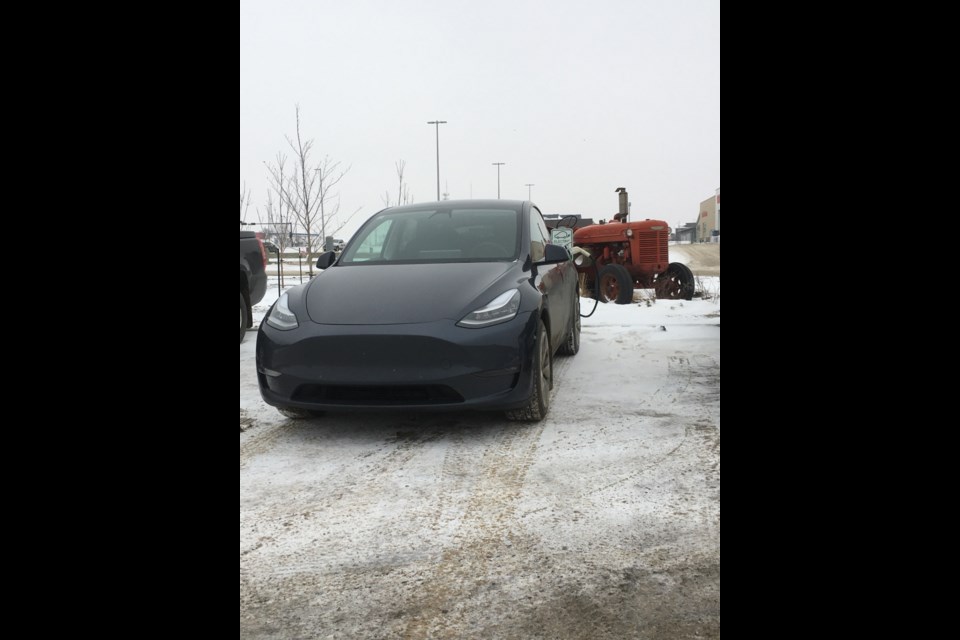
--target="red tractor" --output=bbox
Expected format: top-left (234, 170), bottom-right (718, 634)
top-left (572, 188), bottom-right (694, 304)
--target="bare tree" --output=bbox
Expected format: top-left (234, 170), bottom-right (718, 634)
top-left (263, 192), bottom-right (291, 252)
top-left (314, 154), bottom-right (349, 259)
top-left (314, 157), bottom-right (367, 252)
top-left (264, 106), bottom-right (353, 276)
top-left (259, 191), bottom-right (291, 286)
top-left (325, 205), bottom-right (364, 242)
top-left (263, 152), bottom-right (294, 255)
top-left (380, 160), bottom-right (414, 208)
top-left (240, 182), bottom-right (252, 226)
top-left (396, 160), bottom-right (406, 206)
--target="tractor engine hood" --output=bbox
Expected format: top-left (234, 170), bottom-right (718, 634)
top-left (574, 219), bottom-right (670, 243)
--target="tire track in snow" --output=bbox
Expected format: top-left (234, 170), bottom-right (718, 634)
top-left (241, 351), bottom-right (577, 636)
top-left (239, 419), bottom-right (297, 469)
top-left (241, 423), bottom-right (449, 573)
top-left (520, 352), bottom-right (718, 517)
top-left (400, 353), bottom-right (574, 639)
top-left (400, 425), bottom-right (545, 639)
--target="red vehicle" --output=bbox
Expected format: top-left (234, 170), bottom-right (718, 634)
top-left (240, 230), bottom-right (268, 343)
top-left (573, 188), bottom-right (694, 304)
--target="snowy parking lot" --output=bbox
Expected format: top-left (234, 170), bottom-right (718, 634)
top-left (240, 279), bottom-right (720, 639)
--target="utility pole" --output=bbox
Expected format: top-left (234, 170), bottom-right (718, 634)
top-left (427, 120), bottom-right (447, 201)
top-left (525, 183), bottom-right (534, 200)
top-left (492, 162), bottom-right (505, 198)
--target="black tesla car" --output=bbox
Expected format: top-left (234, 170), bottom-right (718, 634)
top-left (256, 200), bottom-right (581, 421)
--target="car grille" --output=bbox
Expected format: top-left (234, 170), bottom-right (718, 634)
top-left (292, 384), bottom-right (465, 406)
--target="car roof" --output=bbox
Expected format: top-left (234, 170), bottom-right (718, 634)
top-left (385, 199), bottom-right (527, 212)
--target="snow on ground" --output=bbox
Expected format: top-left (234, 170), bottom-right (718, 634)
top-left (240, 277), bottom-right (720, 638)
top-left (667, 243), bottom-right (720, 275)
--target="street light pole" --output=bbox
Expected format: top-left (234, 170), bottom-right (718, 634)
top-left (492, 162), bottom-right (505, 198)
top-left (525, 183), bottom-right (535, 200)
top-left (427, 120), bottom-right (447, 201)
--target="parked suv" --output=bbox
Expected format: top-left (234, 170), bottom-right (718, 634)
top-left (240, 231), bottom-right (268, 343)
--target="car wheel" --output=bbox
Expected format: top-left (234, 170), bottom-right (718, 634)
top-left (240, 292), bottom-right (248, 344)
top-left (558, 296), bottom-right (580, 356)
top-left (277, 407), bottom-right (325, 419)
top-left (596, 264), bottom-right (634, 304)
top-left (506, 318), bottom-right (552, 422)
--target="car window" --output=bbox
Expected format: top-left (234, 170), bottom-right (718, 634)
top-left (349, 218), bottom-right (393, 262)
top-left (340, 205), bottom-right (521, 264)
top-left (530, 207), bottom-right (550, 262)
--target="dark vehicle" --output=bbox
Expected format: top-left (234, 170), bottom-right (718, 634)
top-left (262, 239), bottom-right (279, 254)
top-left (240, 231), bottom-right (268, 343)
top-left (257, 200), bottom-right (580, 421)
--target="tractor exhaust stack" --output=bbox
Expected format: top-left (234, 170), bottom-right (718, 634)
top-left (615, 187), bottom-right (629, 222)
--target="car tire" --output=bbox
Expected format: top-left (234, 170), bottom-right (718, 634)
top-left (506, 318), bottom-right (552, 422)
top-left (240, 292), bottom-right (248, 344)
top-left (558, 296), bottom-right (580, 356)
top-left (277, 407), bottom-right (325, 419)
top-left (596, 264), bottom-right (634, 304)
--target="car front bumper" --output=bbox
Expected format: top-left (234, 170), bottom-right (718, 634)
top-left (256, 312), bottom-right (539, 412)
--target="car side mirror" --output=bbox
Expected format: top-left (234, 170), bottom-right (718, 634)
top-left (316, 251), bottom-right (337, 270)
top-left (539, 243), bottom-right (571, 264)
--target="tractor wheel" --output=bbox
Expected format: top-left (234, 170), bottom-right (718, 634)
top-left (655, 262), bottom-right (695, 300)
top-left (596, 264), bottom-right (634, 304)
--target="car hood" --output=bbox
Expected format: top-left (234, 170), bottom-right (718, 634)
top-left (304, 262), bottom-right (516, 325)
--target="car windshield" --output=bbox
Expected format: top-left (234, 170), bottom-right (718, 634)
top-left (339, 205), bottom-right (521, 264)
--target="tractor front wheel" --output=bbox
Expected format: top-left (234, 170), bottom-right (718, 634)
top-left (596, 264), bottom-right (634, 304)
top-left (655, 262), bottom-right (695, 300)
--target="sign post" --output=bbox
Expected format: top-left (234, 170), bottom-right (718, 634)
top-left (550, 227), bottom-right (573, 252)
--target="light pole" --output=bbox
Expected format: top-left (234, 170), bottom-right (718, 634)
top-left (492, 162), bottom-right (505, 198)
top-left (525, 183), bottom-right (535, 200)
top-left (427, 120), bottom-right (447, 201)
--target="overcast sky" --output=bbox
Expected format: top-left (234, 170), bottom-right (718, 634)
top-left (240, 0), bottom-right (719, 240)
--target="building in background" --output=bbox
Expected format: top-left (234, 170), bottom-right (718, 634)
top-left (675, 222), bottom-right (699, 243)
top-left (698, 189), bottom-right (720, 242)
top-left (715, 187), bottom-right (720, 237)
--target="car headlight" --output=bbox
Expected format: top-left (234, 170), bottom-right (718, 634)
top-left (266, 293), bottom-right (299, 330)
top-left (458, 289), bottom-right (521, 328)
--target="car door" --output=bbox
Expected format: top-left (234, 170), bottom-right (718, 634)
top-left (529, 206), bottom-right (571, 350)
